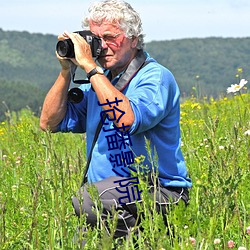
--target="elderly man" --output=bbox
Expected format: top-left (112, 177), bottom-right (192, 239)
top-left (40, 0), bottom-right (192, 244)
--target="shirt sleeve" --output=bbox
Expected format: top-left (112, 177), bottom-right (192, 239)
top-left (57, 86), bottom-right (89, 133)
top-left (128, 63), bottom-right (180, 135)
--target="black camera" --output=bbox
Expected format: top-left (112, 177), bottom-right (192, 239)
top-left (56, 30), bottom-right (102, 58)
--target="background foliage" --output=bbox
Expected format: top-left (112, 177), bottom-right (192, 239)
top-left (0, 28), bottom-right (250, 120)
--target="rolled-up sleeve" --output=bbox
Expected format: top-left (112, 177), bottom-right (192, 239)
top-left (57, 87), bottom-right (89, 133)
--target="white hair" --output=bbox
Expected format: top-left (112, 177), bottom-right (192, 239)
top-left (82, 0), bottom-right (145, 49)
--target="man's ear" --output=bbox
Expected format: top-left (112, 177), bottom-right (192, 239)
top-left (131, 36), bottom-right (139, 48)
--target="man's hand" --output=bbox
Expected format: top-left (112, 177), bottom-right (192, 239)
top-left (62, 31), bottom-right (96, 73)
top-left (56, 33), bottom-right (79, 71)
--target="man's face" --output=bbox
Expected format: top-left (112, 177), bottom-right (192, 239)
top-left (89, 20), bottom-right (138, 73)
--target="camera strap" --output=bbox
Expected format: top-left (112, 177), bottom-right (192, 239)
top-left (81, 50), bottom-right (150, 186)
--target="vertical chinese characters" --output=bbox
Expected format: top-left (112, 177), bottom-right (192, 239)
top-left (98, 98), bottom-right (142, 204)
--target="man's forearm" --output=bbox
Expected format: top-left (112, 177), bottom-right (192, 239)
top-left (90, 73), bottom-right (135, 130)
top-left (40, 70), bottom-right (71, 132)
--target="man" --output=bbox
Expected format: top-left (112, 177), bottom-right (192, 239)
top-left (40, 0), bottom-right (192, 244)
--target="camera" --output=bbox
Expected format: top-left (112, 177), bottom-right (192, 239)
top-left (56, 30), bottom-right (102, 58)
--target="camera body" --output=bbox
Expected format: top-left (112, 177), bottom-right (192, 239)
top-left (56, 30), bottom-right (102, 58)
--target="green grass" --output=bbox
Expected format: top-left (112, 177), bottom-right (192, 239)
top-left (0, 93), bottom-right (249, 249)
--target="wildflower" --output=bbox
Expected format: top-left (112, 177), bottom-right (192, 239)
top-left (189, 237), bottom-right (196, 246)
top-left (246, 226), bottom-right (250, 235)
top-left (244, 130), bottom-right (250, 136)
top-left (196, 180), bottom-right (202, 185)
top-left (228, 240), bottom-right (235, 248)
top-left (237, 67), bottom-right (243, 73)
top-left (42, 213), bottom-right (48, 221)
top-left (238, 247), bottom-right (246, 250)
top-left (135, 157), bottom-right (141, 164)
top-left (12, 185), bottom-right (18, 192)
top-left (218, 145), bottom-right (224, 150)
top-left (214, 238), bottom-right (221, 244)
top-left (191, 103), bottom-right (201, 109)
top-left (134, 155), bottom-right (145, 164)
top-left (227, 79), bottom-right (248, 93)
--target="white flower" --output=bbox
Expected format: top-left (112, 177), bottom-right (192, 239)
top-left (227, 79), bottom-right (248, 93)
top-left (214, 238), bottom-right (221, 244)
top-left (244, 130), bottom-right (250, 136)
top-left (189, 237), bottom-right (196, 245)
top-left (238, 247), bottom-right (246, 250)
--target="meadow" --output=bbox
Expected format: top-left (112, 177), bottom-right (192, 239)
top-left (0, 90), bottom-right (249, 249)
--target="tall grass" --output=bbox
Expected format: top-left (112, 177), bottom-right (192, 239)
top-left (0, 93), bottom-right (249, 249)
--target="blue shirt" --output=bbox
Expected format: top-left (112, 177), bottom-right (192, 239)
top-left (58, 52), bottom-right (192, 188)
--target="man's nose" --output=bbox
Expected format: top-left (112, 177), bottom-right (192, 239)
top-left (101, 38), bottom-right (108, 49)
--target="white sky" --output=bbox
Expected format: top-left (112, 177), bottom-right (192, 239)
top-left (1, 0), bottom-right (250, 42)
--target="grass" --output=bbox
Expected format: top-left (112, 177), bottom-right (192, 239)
top-left (0, 92), bottom-right (249, 249)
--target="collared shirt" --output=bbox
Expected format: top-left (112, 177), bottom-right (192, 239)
top-left (57, 52), bottom-right (192, 188)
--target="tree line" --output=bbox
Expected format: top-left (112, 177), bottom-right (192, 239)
top-left (0, 28), bottom-right (249, 120)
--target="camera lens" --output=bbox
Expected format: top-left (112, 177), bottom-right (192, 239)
top-left (68, 88), bottom-right (84, 103)
top-left (56, 39), bottom-right (74, 58)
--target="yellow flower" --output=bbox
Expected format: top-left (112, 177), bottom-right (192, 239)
top-left (191, 103), bottom-right (201, 109)
top-left (134, 155), bottom-right (145, 164)
top-left (237, 67), bottom-right (243, 73)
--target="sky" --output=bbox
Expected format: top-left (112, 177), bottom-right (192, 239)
top-left (1, 0), bottom-right (250, 42)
